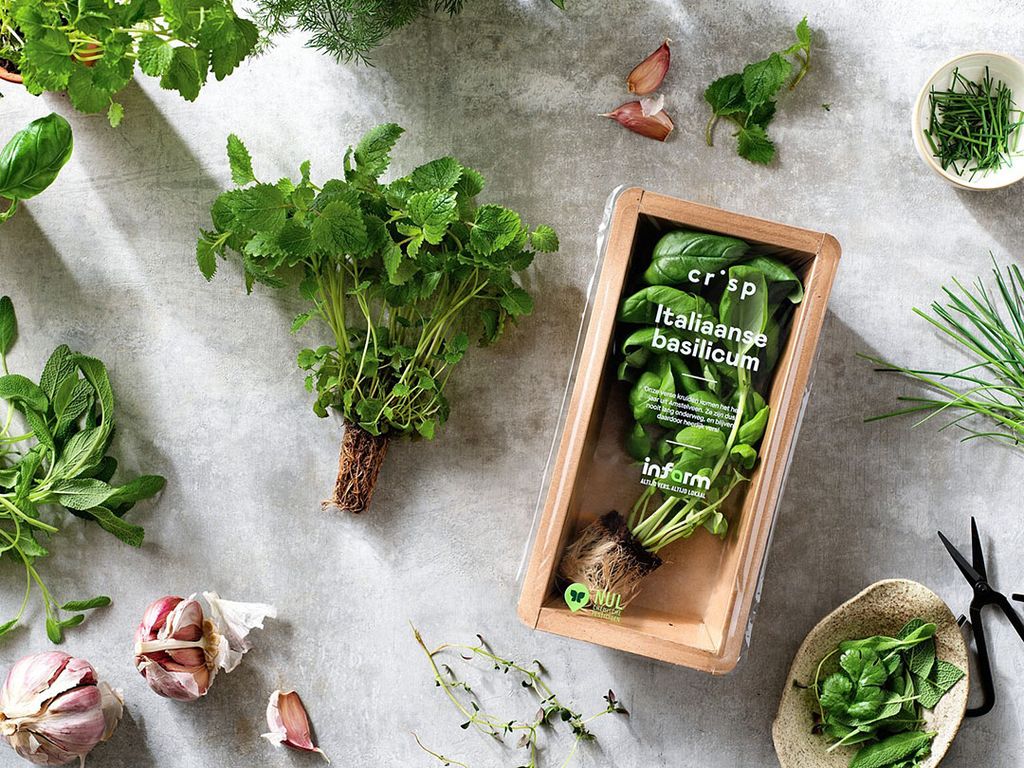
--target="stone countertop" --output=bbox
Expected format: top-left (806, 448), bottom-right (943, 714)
top-left (1, 1), bottom-right (1023, 766)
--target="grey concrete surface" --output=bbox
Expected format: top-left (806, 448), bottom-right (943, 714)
top-left (2, 1), bottom-right (1023, 766)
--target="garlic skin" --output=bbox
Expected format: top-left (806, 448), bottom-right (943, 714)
top-left (262, 690), bottom-right (327, 761)
top-left (627, 40), bottom-right (671, 95)
top-left (0, 652), bottom-right (123, 767)
top-left (133, 592), bottom-right (275, 702)
top-left (602, 102), bottom-right (675, 141)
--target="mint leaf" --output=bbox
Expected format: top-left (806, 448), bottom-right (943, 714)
top-left (311, 200), bottom-right (368, 253)
top-left (747, 100), bottom-right (777, 128)
top-left (704, 73), bottom-right (746, 115)
top-left (137, 35), bottom-right (174, 77)
top-left (500, 286), bottom-right (534, 317)
top-left (470, 205), bottom-right (521, 256)
top-left (742, 53), bottom-right (791, 106)
top-left (786, 16), bottom-right (811, 53)
top-left (455, 166), bottom-right (485, 198)
top-left (228, 183), bottom-right (287, 233)
top-left (227, 134), bottom-right (255, 185)
top-left (736, 125), bottom-right (775, 165)
top-left (409, 157), bottom-right (463, 192)
top-left (530, 225), bottom-right (559, 253)
top-left (66, 67), bottom-right (111, 114)
top-left (353, 123), bottom-right (404, 180)
top-left (21, 30), bottom-right (74, 91)
top-left (160, 47), bottom-right (209, 102)
top-left (210, 17), bottom-right (258, 80)
top-left (107, 102), bottom-right (124, 128)
top-left (408, 189), bottom-right (457, 244)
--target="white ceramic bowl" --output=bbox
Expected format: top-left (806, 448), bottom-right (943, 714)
top-left (912, 51), bottom-right (1024, 190)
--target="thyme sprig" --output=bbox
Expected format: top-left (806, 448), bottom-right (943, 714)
top-left (412, 626), bottom-right (626, 768)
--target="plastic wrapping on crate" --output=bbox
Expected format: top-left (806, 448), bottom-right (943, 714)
top-left (517, 187), bottom-right (841, 673)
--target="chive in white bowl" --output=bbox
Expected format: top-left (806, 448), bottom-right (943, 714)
top-left (912, 51), bottom-right (1024, 191)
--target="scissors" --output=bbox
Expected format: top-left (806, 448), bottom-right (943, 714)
top-left (937, 516), bottom-right (1024, 717)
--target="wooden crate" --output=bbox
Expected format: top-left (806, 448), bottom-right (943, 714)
top-left (517, 188), bottom-right (841, 673)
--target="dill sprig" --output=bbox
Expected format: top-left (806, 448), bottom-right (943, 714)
top-left (924, 66), bottom-right (1024, 179)
top-left (863, 259), bottom-right (1024, 447)
top-left (255, 0), bottom-right (563, 64)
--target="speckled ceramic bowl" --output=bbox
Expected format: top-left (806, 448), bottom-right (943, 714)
top-left (773, 579), bottom-right (969, 768)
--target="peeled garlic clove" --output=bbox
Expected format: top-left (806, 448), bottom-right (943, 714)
top-left (627, 40), bottom-right (671, 95)
top-left (639, 93), bottom-right (665, 117)
top-left (602, 102), bottom-right (675, 142)
top-left (134, 592), bottom-right (275, 702)
top-left (262, 690), bottom-right (328, 761)
top-left (0, 652), bottom-right (123, 766)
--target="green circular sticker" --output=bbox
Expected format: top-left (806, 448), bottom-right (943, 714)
top-left (564, 583), bottom-right (590, 612)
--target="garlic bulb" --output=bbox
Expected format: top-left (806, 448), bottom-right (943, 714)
top-left (0, 652), bottom-right (123, 766)
top-left (133, 591), bottom-right (275, 702)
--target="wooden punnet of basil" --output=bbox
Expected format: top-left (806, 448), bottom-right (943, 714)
top-left (0, 112), bottom-right (72, 223)
top-left (558, 229), bottom-right (804, 607)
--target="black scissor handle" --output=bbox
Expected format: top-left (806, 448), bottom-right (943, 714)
top-left (966, 606), bottom-right (996, 717)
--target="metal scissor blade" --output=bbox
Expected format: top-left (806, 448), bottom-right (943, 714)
top-left (938, 530), bottom-right (985, 586)
top-left (971, 516), bottom-right (987, 581)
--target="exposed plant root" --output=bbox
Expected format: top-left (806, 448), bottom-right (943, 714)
top-left (558, 511), bottom-right (662, 607)
top-left (323, 422), bottom-right (389, 514)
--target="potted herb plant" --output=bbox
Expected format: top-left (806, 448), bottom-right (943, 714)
top-left (1, 0), bottom-right (259, 126)
top-left (0, 0), bottom-right (22, 83)
top-left (196, 124), bottom-right (559, 513)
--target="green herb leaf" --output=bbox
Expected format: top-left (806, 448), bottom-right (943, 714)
top-left (227, 134), bottom-right (256, 186)
top-left (736, 125), bottom-right (775, 165)
top-left (0, 113), bottom-right (74, 203)
top-left (229, 183), bottom-right (288, 233)
top-left (312, 200), bottom-right (368, 253)
top-left (160, 47), bottom-right (209, 102)
top-left (470, 205), bottom-right (522, 256)
top-left (409, 157), bottom-right (463, 192)
top-left (60, 596), bottom-right (112, 612)
top-left (742, 53), bottom-right (792, 106)
top-left (704, 73), bottom-right (747, 116)
top-left (0, 296), bottom-right (16, 355)
top-left (530, 225), bottom-right (559, 253)
top-left (850, 732), bottom-right (936, 768)
top-left (137, 35), bottom-right (174, 77)
top-left (353, 123), bottom-right (404, 180)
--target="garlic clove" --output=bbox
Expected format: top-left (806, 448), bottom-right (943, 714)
top-left (202, 592), bottom-right (276, 674)
top-left (639, 93), bottom-right (665, 117)
top-left (262, 690), bottom-right (328, 761)
top-left (602, 102), bottom-right (675, 141)
top-left (97, 685), bottom-right (123, 743)
top-left (627, 40), bottom-right (671, 95)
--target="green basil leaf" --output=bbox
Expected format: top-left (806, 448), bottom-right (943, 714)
top-left (0, 113), bottom-right (73, 202)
